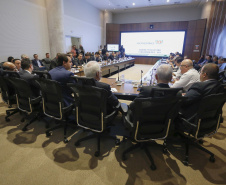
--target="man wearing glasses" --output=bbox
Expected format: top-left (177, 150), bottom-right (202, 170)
top-left (171, 59), bottom-right (199, 91)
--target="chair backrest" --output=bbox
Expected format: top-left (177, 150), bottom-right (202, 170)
top-left (150, 87), bottom-right (183, 97)
top-left (131, 96), bottom-right (184, 142)
top-left (3, 71), bottom-right (20, 78)
top-left (0, 76), bottom-right (14, 105)
top-left (192, 93), bottom-right (226, 138)
top-left (68, 83), bottom-right (108, 132)
top-left (32, 70), bottom-right (52, 79)
top-left (35, 78), bottom-right (64, 119)
top-left (71, 76), bottom-right (96, 86)
top-left (8, 77), bottom-right (33, 113)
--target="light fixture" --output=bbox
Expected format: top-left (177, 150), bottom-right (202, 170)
top-left (132, 3), bottom-right (135, 6)
top-left (167, 0), bottom-right (170, 2)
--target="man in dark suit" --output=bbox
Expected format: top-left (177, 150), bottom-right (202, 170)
top-left (49, 54), bottom-right (74, 106)
top-left (180, 63), bottom-right (224, 119)
top-left (75, 54), bottom-right (84, 66)
top-left (19, 58), bottom-right (40, 98)
top-left (91, 52), bottom-right (101, 62)
top-left (50, 53), bottom-right (61, 70)
top-left (32, 54), bottom-right (45, 71)
top-left (103, 52), bottom-right (111, 61)
top-left (83, 53), bottom-right (91, 64)
top-left (84, 61), bottom-right (119, 114)
top-left (130, 64), bottom-right (173, 111)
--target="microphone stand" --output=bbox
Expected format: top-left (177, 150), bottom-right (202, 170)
top-left (114, 65), bottom-right (121, 83)
top-left (137, 70), bottom-right (143, 91)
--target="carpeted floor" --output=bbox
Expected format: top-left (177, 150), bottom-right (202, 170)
top-left (0, 65), bottom-right (226, 185)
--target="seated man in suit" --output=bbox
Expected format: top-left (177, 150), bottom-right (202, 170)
top-left (130, 64), bottom-right (173, 111)
top-left (92, 52), bottom-right (101, 62)
top-left (75, 53), bottom-right (84, 66)
top-left (49, 54), bottom-right (74, 106)
top-left (12, 59), bottom-right (22, 72)
top-left (103, 52), bottom-right (111, 61)
top-left (50, 53), bottom-right (61, 70)
top-left (179, 63), bottom-right (224, 121)
top-left (218, 58), bottom-right (226, 72)
top-left (19, 58), bottom-right (40, 98)
top-left (32, 54), bottom-right (45, 71)
top-left (83, 53), bottom-right (91, 64)
top-left (2, 62), bottom-right (17, 72)
top-left (84, 61), bottom-right (119, 114)
top-left (171, 59), bottom-right (200, 91)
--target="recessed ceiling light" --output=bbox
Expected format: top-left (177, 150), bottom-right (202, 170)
top-left (167, 0), bottom-right (170, 2)
top-left (132, 3), bottom-right (135, 6)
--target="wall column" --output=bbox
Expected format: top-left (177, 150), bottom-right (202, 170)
top-left (103, 11), bottom-right (112, 45)
top-left (45, 0), bottom-right (65, 58)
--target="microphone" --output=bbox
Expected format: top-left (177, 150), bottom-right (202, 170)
top-left (137, 70), bottom-right (143, 91)
top-left (114, 65), bottom-right (121, 83)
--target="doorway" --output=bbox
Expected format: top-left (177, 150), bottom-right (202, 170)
top-left (65, 36), bottom-right (81, 53)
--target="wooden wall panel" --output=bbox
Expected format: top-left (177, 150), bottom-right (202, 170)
top-left (107, 19), bottom-right (206, 64)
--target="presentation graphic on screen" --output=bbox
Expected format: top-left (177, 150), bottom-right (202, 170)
top-left (107, 44), bottom-right (119, 52)
top-left (121, 31), bottom-right (186, 57)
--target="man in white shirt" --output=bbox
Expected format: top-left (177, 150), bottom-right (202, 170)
top-left (171, 59), bottom-right (200, 91)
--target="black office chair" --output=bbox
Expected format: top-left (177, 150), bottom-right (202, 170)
top-left (32, 70), bottom-right (52, 79)
top-left (7, 77), bottom-right (44, 131)
top-left (70, 76), bottom-right (96, 86)
top-left (0, 75), bottom-right (20, 122)
top-left (150, 87), bottom-right (183, 97)
top-left (122, 94), bottom-right (184, 170)
top-left (68, 83), bottom-right (120, 157)
top-left (35, 78), bottom-right (75, 143)
top-left (218, 70), bottom-right (226, 83)
top-left (176, 93), bottom-right (226, 166)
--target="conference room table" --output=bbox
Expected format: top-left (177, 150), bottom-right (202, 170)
top-left (72, 58), bottom-right (135, 77)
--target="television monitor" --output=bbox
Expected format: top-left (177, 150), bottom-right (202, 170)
top-left (107, 44), bottom-right (119, 52)
top-left (120, 31), bottom-right (186, 57)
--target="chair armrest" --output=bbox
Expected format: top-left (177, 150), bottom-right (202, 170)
top-left (180, 117), bottom-right (197, 129)
top-left (124, 114), bottom-right (134, 130)
top-left (62, 104), bottom-right (74, 113)
top-left (30, 96), bottom-right (42, 104)
top-left (115, 102), bottom-right (128, 115)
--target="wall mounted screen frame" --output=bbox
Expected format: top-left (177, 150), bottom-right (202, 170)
top-left (107, 44), bottom-right (119, 52)
top-left (120, 31), bottom-right (186, 57)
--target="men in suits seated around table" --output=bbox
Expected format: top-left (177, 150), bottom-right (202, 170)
top-left (177, 63), bottom-right (224, 130)
top-left (32, 54), bottom-right (46, 71)
top-left (171, 59), bottom-right (200, 91)
top-left (194, 55), bottom-right (213, 71)
top-left (84, 61), bottom-right (119, 114)
top-left (49, 54), bottom-right (75, 106)
top-left (172, 57), bottom-right (183, 80)
top-left (50, 53), bottom-right (61, 70)
top-left (12, 59), bottom-right (22, 72)
top-left (103, 52), bottom-right (113, 61)
top-left (74, 53), bottom-right (84, 66)
top-left (129, 64), bottom-right (173, 112)
top-left (19, 58), bottom-right (40, 98)
top-left (218, 58), bottom-right (226, 72)
top-left (83, 53), bottom-right (91, 64)
top-left (67, 52), bottom-right (77, 67)
top-left (42, 53), bottom-right (51, 70)
top-left (92, 52), bottom-right (101, 62)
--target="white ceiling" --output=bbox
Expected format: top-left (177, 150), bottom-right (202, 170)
top-left (85, 0), bottom-right (213, 13)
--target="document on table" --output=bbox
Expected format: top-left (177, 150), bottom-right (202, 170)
top-left (111, 88), bottom-right (118, 92)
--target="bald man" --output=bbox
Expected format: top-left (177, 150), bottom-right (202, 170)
top-left (171, 59), bottom-right (199, 91)
top-left (2, 62), bottom-right (17, 71)
top-left (180, 63), bottom-right (224, 120)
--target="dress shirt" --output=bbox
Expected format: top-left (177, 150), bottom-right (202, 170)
top-left (171, 68), bottom-right (200, 91)
top-left (174, 68), bottom-right (182, 80)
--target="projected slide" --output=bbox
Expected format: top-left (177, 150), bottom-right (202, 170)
top-left (121, 31), bottom-right (186, 57)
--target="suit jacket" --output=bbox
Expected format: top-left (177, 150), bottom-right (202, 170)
top-left (32, 59), bottom-right (44, 68)
top-left (49, 66), bottom-right (74, 106)
top-left (75, 59), bottom-right (84, 66)
top-left (181, 79), bottom-right (224, 118)
top-left (130, 83), bottom-right (170, 111)
top-left (19, 70), bottom-right (40, 98)
top-left (82, 58), bottom-right (91, 64)
top-left (95, 80), bottom-right (119, 114)
top-left (50, 58), bottom-right (58, 70)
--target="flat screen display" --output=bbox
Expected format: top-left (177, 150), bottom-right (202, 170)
top-left (120, 31), bottom-right (186, 57)
top-left (107, 44), bottom-right (119, 52)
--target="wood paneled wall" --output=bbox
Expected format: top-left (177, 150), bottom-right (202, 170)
top-left (203, 0), bottom-right (226, 57)
top-left (106, 19), bottom-right (207, 64)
